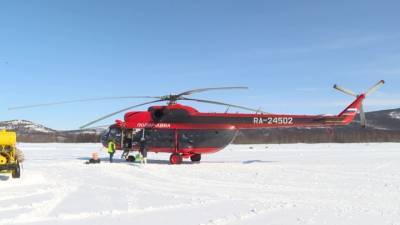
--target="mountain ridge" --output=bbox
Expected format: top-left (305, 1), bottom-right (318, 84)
top-left (0, 120), bottom-right (105, 142)
top-left (1, 108), bottom-right (399, 143)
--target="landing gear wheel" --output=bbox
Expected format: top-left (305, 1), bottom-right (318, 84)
top-left (190, 154), bottom-right (201, 162)
top-left (170, 153), bottom-right (183, 165)
top-left (126, 155), bottom-right (136, 162)
top-left (12, 162), bottom-right (21, 179)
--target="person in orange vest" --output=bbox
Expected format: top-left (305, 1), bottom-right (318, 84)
top-left (108, 140), bottom-right (116, 163)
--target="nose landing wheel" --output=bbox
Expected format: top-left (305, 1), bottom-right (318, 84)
top-left (170, 153), bottom-right (183, 165)
top-left (190, 154), bottom-right (201, 162)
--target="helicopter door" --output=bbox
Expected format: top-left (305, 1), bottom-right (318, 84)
top-left (178, 129), bottom-right (238, 150)
top-left (142, 129), bottom-right (175, 149)
top-left (178, 130), bottom-right (196, 150)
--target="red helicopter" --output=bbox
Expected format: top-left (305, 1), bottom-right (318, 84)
top-left (10, 80), bottom-right (384, 164)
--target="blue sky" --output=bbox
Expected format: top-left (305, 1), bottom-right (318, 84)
top-left (1, 0), bottom-right (399, 130)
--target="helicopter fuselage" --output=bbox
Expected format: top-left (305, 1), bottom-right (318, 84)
top-left (9, 81), bottom-right (384, 164)
top-left (101, 95), bottom-right (364, 158)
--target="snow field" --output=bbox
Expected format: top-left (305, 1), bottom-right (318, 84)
top-left (1, 143), bottom-right (400, 225)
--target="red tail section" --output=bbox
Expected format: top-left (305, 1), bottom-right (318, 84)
top-left (338, 94), bottom-right (365, 125)
top-left (334, 80), bottom-right (384, 127)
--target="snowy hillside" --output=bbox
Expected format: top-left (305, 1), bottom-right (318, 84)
top-left (0, 120), bottom-right (106, 135)
top-left (0, 120), bottom-right (55, 134)
top-left (1, 143), bottom-right (399, 225)
top-left (361, 108), bottom-right (400, 130)
top-left (390, 111), bottom-right (400, 119)
top-left (0, 120), bottom-right (105, 143)
top-left (1, 108), bottom-right (399, 143)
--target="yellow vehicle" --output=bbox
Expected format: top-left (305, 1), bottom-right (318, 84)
top-left (0, 130), bottom-right (23, 179)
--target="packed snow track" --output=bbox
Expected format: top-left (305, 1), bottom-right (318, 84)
top-left (1, 143), bottom-right (400, 225)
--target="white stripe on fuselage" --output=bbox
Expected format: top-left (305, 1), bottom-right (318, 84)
top-left (346, 108), bottom-right (358, 112)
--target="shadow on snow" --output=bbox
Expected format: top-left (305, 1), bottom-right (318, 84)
top-left (76, 157), bottom-right (278, 165)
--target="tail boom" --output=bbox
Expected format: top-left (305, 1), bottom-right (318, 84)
top-left (233, 95), bottom-right (366, 129)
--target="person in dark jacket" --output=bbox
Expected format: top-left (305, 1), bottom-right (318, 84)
top-left (139, 137), bottom-right (147, 164)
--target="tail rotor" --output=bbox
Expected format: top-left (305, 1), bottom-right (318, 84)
top-left (333, 84), bottom-right (358, 97)
top-left (365, 80), bottom-right (385, 96)
top-left (334, 80), bottom-right (385, 127)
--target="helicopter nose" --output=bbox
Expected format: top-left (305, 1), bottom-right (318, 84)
top-left (101, 125), bottom-right (123, 147)
top-left (101, 131), bottom-right (110, 147)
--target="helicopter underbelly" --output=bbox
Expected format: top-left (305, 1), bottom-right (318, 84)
top-left (103, 128), bottom-right (238, 155)
top-left (146, 128), bottom-right (238, 154)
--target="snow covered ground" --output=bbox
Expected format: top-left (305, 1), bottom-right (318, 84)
top-left (1, 143), bottom-right (400, 225)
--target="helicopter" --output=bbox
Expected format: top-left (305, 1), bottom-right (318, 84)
top-left (10, 80), bottom-right (384, 164)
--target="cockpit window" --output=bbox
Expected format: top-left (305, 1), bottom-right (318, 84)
top-left (101, 127), bottom-right (122, 147)
top-left (110, 128), bottom-right (120, 136)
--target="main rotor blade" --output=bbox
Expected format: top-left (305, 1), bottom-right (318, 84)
top-left (365, 80), bottom-right (385, 96)
top-left (80, 100), bottom-right (165, 129)
top-left (8, 96), bottom-right (161, 110)
top-left (333, 84), bottom-right (357, 97)
top-left (181, 97), bottom-right (266, 113)
top-left (177, 87), bottom-right (248, 97)
top-left (359, 104), bottom-right (366, 128)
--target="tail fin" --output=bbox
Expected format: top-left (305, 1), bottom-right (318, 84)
top-left (334, 80), bottom-right (385, 127)
top-left (338, 95), bottom-right (365, 125)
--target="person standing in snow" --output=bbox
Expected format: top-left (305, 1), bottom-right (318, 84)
top-left (108, 140), bottom-right (116, 163)
top-left (139, 136), bottom-right (147, 164)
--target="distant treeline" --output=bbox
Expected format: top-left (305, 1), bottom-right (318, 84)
top-left (18, 132), bottom-right (100, 143)
top-left (16, 127), bottom-right (400, 144)
top-left (234, 127), bottom-right (400, 144)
